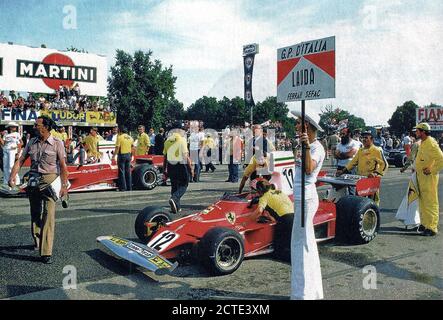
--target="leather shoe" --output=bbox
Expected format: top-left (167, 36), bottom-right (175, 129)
top-left (417, 225), bottom-right (426, 232)
top-left (41, 256), bottom-right (53, 264)
top-left (422, 229), bottom-right (437, 237)
top-left (169, 198), bottom-right (178, 214)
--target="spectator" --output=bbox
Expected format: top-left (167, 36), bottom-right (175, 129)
top-left (327, 132), bottom-right (340, 166)
top-left (154, 128), bottom-right (165, 155)
top-left (1, 122), bottom-right (22, 185)
top-left (148, 128), bottom-right (156, 155)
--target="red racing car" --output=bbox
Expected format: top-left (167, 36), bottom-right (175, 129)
top-left (97, 151), bottom-right (381, 276)
top-left (0, 141), bottom-right (164, 196)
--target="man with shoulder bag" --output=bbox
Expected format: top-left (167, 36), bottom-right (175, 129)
top-left (9, 116), bottom-right (69, 264)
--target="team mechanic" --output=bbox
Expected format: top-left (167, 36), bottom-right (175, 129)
top-left (163, 122), bottom-right (193, 214)
top-left (9, 116), bottom-right (68, 264)
top-left (413, 123), bottom-right (443, 236)
top-left (238, 150), bottom-right (272, 194)
top-left (290, 110), bottom-right (325, 300)
top-left (336, 130), bottom-right (388, 206)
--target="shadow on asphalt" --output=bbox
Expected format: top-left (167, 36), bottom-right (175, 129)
top-left (379, 226), bottom-right (423, 236)
top-left (0, 245), bottom-right (41, 262)
top-left (84, 271), bottom-right (288, 300)
top-left (85, 249), bottom-right (139, 278)
top-left (319, 246), bottom-right (443, 293)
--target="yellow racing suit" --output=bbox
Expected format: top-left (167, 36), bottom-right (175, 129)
top-left (345, 144), bottom-right (388, 205)
top-left (415, 137), bottom-right (443, 233)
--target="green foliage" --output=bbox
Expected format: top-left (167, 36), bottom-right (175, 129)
top-left (319, 104), bottom-right (366, 135)
top-left (387, 101), bottom-right (419, 135)
top-left (108, 49), bottom-right (177, 131)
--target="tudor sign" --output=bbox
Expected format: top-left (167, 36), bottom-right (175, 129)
top-left (0, 43), bottom-right (107, 96)
top-left (277, 36), bottom-right (335, 102)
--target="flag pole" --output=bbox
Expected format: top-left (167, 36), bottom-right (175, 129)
top-left (301, 99), bottom-right (306, 228)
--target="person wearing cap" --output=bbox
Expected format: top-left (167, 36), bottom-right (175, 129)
top-left (163, 123), bottom-right (193, 213)
top-left (0, 122), bottom-right (22, 185)
top-left (135, 125), bottom-right (150, 156)
top-left (413, 122), bottom-right (443, 236)
top-left (337, 130), bottom-right (388, 205)
top-left (289, 110), bottom-right (325, 300)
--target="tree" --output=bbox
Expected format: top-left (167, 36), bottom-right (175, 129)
top-left (388, 101), bottom-right (419, 136)
top-left (163, 99), bottom-right (185, 125)
top-left (253, 96), bottom-right (288, 125)
top-left (319, 105), bottom-right (366, 135)
top-left (217, 96), bottom-right (248, 128)
top-left (186, 96), bottom-right (221, 129)
top-left (66, 46), bottom-right (88, 53)
top-left (108, 49), bottom-right (177, 131)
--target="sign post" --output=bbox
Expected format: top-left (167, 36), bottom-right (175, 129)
top-left (277, 36), bottom-right (335, 227)
top-left (243, 43), bottom-right (259, 126)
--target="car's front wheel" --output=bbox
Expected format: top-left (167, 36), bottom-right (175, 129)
top-left (198, 227), bottom-right (244, 275)
top-left (135, 206), bottom-right (172, 242)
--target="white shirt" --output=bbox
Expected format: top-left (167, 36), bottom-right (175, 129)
top-left (293, 140), bottom-right (325, 200)
top-left (189, 132), bottom-right (204, 151)
top-left (403, 136), bottom-right (412, 146)
top-left (2, 132), bottom-right (21, 151)
top-left (336, 139), bottom-right (359, 167)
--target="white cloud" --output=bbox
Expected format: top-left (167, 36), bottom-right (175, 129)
top-left (104, 0), bottom-right (443, 126)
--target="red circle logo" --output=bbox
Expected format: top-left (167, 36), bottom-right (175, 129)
top-left (42, 53), bottom-right (75, 90)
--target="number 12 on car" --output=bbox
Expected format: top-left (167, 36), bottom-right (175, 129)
top-left (148, 231), bottom-right (179, 251)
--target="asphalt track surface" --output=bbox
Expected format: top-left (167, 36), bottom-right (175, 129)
top-left (0, 162), bottom-right (442, 300)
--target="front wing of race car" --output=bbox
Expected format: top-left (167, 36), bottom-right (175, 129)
top-left (96, 236), bottom-right (178, 275)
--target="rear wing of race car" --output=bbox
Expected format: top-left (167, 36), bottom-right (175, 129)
top-left (97, 236), bottom-right (178, 275)
top-left (268, 151), bottom-right (295, 196)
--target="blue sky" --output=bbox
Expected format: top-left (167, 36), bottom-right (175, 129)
top-left (1, 0), bottom-right (442, 125)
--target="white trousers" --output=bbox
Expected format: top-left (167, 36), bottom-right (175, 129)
top-left (291, 194), bottom-right (324, 300)
top-left (3, 149), bottom-right (20, 185)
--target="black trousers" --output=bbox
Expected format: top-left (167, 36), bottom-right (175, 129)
top-left (118, 153), bottom-right (132, 191)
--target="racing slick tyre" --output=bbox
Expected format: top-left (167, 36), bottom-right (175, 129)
top-left (135, 206), bottom-right (172, 242)
top-left (394, 153), bottom-right (407, 168)
top-left (133, 164), bottom-right (161, 190)
top-left (198, 227), bottom-right (244, 276)
top-left (273, 214), bottom-right (293, 262)
top-left (336, 195), bottom-right (380, 244)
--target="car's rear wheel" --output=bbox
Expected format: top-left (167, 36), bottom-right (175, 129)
top-left (135, 206), bottom-right (172, 242)
top-left (336, 195), bottom-right (380, 244)
top-left (198, 227), bottom-right (244, 275)
top-left (133, 164), bottom-right (160, 190)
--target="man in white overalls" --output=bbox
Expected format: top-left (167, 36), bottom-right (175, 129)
top-left (289, 110), bottom-right (325, 300)
top-left (1, 122), bottom-right (22, 185)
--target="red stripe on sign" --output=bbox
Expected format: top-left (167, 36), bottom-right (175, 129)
top-left (303, 51), bottom-right (335, 79)
top-left (277, 57), bottom-right (301, 86)
top-left (275, 161), bottom-right (295, 167)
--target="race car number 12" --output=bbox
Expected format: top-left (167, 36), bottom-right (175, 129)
top-left (148, 231), bottom-right (178, 251)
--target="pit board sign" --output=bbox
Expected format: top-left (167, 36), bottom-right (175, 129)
top-left (277, 36), bottom-right (335, 102)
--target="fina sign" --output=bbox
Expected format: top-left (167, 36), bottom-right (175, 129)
top-left (277, 36), bottom-right (335, 102)
top-left (416, 107), bottom-right (443, 130)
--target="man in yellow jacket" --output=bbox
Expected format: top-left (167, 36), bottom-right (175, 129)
top-left (337, 131), bottom-right (388, 205)
top-left (136, 125), bottom-right (150, 156)
top-left (413, 123), bottom-right (443, 236)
